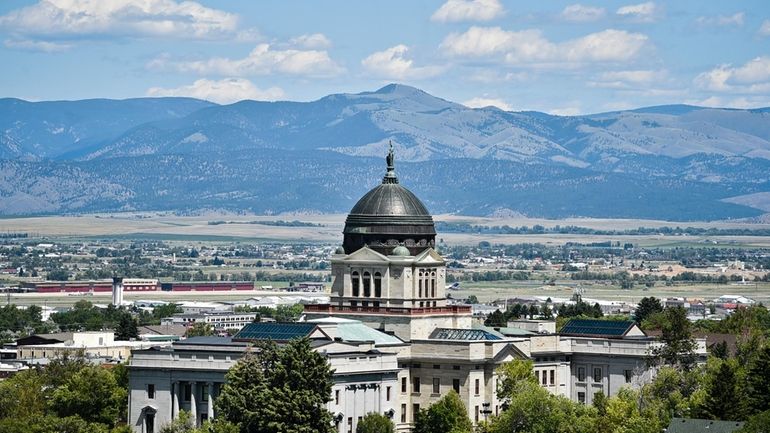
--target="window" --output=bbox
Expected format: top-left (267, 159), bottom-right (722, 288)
top-left (146, 413), bottom-right (155, 433)
top-left (413, 377), bottom-right (421, 393)
top-left (363, 272), bottom-right (371, 297)
top-left (401, 404), bottom-right (406, 423)
top-left (542, 371), bottom-right (547, 386)
top-left (347, 417), bottom-right (353, 433)
top-left (578, 392), bottom-right (586, 404)
top-left (413, 404), bottom-right (420, 421)
top-left (431, 271), bottom-right (436, 297)
top-left (374, 272), bottom-right (382, 297)
top-left (386, 386), bottom-right (391, 401)
top-left (433, 378), bottom-right (440, 394)
top-left (475, 405), bottom-right (479, 423)
top-left (474, 378), bottom-right (480, 395)
top-left (433, 364), bottom-right (441, 369)
top-left (453, 365), bottom-right (461, 370)
top-left (577, 367), bottom-right (585, 382)
top-left (335, 389), bottom-right (339, 405)
top-left (593, 367), bottom-right (602, 383)
top-left (550, 370), bottom-right (555, 386)
top-left (418, 277), bottom-right (423, 298)
top-left (401, 377), bottom-right (407, 393)
top-left (535, 370), bottom-right (540, 383)
top-left (200, 383), bottom-right (208, 401)
top-left (624, 370), bottom-right (633, 383)
top-left (453, 379), bottom-right (460, 393)
top-left (147, 384), bottom-right (155, 399)
top-left (351, 272), bottom-right (360, 297)
top-left (183, 383), bottom-right (192, 402)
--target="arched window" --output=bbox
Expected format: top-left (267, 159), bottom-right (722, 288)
top-left (351, 271), bottom-right (360, 297)
top-left (363, 272), bottom-right (371, 297)
top-left (418, 269), bottom-right (423, 298)
top-left (374, 272), bottom-right (382, 298)
top-left (431, 271), bottom-right (437, 298)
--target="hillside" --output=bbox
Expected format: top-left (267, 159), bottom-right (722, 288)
top-left (1, 84), bottom-right (769, 220)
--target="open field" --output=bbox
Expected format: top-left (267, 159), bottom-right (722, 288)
top-left (4, 212), bottom-right (770, 247)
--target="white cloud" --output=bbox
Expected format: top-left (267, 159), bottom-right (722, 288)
top-left (146, 78), bottom-right (284, 104)
top-left (590, 69), bottom-right (667, 88)
top-left (695, 56), bottom-right (770, 93)
top-left (685, 96), bottom-right (770, 109)
top-left (463, 97), bottom-right (511, 110)
top-left (4, 38), bottom-right (71, 52)
top-left (431, 0), bottom-right (504, 23)
top-left (289, 33), bottom-right (332, 49)
top-left (361, 45), bottom-right (445, 80)
top-left (759, 20), bottom-right (770, 36)
top-left (149, 43), bottom-right (344, 77)
top-left (561, 4), bottom-right (606, 22)
top-left (695, 12), bottom-right (744, 27)
top-left (441, 26), bottom-right (649, 66)
top-left (0, 0), bottom-right (238, 40)
top-left (616, 2), bottom-right (659, 23)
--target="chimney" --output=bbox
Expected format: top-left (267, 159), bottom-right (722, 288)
top-left (112, 277), bottom-right (124, 306)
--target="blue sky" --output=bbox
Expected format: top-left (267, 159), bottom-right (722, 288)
top-left (1, 0), bottom-right (769, 114)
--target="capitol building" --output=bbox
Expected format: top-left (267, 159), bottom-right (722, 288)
top-left (127, 148), bottom-right (705, 433)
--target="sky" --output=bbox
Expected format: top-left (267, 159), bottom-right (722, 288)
top-left (1, 0), bottom-right (769, 115)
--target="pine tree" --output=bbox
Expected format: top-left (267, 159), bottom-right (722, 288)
top-left (634, 297), bottom-right (663, 325)
top-left (745, 345), bottom-right (770, 414)
top-left (702, 361), bottom-right (741, 420)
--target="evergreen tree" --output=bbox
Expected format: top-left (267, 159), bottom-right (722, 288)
top-left (485, 309), bottom-right (506, 327)
top-left (745, 345), bottom-right (770, 414)
top-left (115, 311), bottom-right (138, 341)
top-left (702, 360), bottom-right (741, 421)
top-left (216, 338), bottom-right (335, 433)
top-left (651, 307), bottom-right (698, 370)
top-left (634, 297), bottom-right (663, 325)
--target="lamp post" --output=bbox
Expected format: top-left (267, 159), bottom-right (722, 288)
top-left (481, 402), bottom-right (493, 428)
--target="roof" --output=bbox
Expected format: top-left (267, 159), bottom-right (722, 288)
top-left (232, 322), bottom-right (324, 342)
top-left (666, 418), bottom-right (744, 433)
top-left (307, 318), bottom-right (403, 345)
top-left (429, 328), bottom-right (502, 341)
top-left (559, 319), bottom-right (640, 338)
top-left (138, 324), bottom-right (187, 337)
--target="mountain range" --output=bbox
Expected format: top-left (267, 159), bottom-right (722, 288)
top-left (2, 83), bottom-right (770, 220)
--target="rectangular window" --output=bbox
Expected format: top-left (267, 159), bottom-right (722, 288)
top-left (147, 384), bottom-right (155, 399)
top-left (200, 383), bottom-right (208, 401)
top-left (413, 404), bottom-right (420, 422)
top-left (475, 405), bottom-right (479, 423)
top-left (335, 389), bottom-right (340, 405)
top-left (577, 367), bottom-right (585, 382)
top-left (433, 364), bottom-right (441, 369)
top-left (550, 370), bottom-right (555, 386)
top-left (474, 378), bottom-right (480, 395)
top-left (578, 392), bottom-right (586, 404)
top-left (386, 386), bottom-right (391, 401)
top-left (453, 378), bottom-right (460, 393)
top-left (402, 377), bottom-right (407, 393)
top-left (542, 371), bottom-right (547, 386)
top-left (453, 365), bottom-right (461, 370)
top-left (183, 383), bottom-right (192, 402)
top-left (347, 417), bottom-right (353, 433)
top-left (593, 367), bottom-right (602, 383)
top-left (433, 378), bottom-right (440, 394)
top-left (413, 377), bottom-right (421, 393)
top-left (535, 370), bottom-right (540, 383)
top-left (624, 370), bottom-right (633, 383)
top-left (401, 404), bottom-right (406, 423)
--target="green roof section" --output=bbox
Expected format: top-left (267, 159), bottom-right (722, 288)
top-left (429, 328), bottom-right (502, 341)
top-left (666, 418), bottom-right (744, 433)
top-left (559, 319), bottom-right (638, 338)
top-left (307, 318), bottom-right (404, 345)
top-left (233, 322), bottom-right (321, 342)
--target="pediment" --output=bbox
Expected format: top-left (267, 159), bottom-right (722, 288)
top-left (414, 248), bottom-right (445, 264)
top-left (343, 246), bottom-right (391, 263)
top-left (492, 342), bottom-right (528, 364)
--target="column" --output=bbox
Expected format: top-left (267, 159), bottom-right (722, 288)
top-left (172, 381), bottom-right (179, 419)
top-left (207, 382), bottom-right (215, 420)
top-left (190, 381), bottom-right (198, 426)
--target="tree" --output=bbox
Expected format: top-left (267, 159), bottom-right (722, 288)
top-left (737, 410), bottom-right (770, 433)
top-left (634, 297), bottom-right (663, 325)
top-left (115, 310), bottom-right (138, 341)
top-left (186, 322), bottom-right (214, 338)
top-left (466, 295), bottom-right (478, 304)
top-left (745, 345), bottom-right (770, 414)
top-left (356, 412), bottom-right (395, 433)
top-left (216, 337), bottom-right (335, 433)
top-left (413, 391), bottom-right (472, 433)
top-left (50, 364), bottom-right (127, 427)
top-left (485, 309), bottom-right (506, 327)
top-left (701, 360), bottom-right (742, 421)
top-left (651, 307), bottom-right (698, 370)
